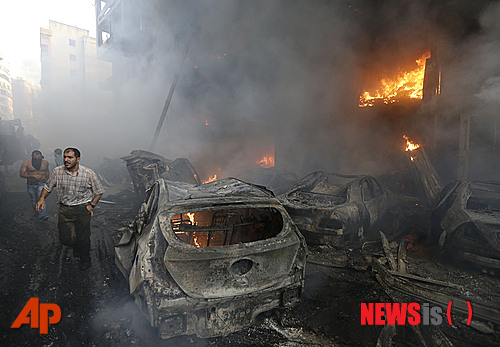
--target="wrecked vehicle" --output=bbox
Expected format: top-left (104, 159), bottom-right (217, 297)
top-left (279, 171), bottom-right (391, 246)
top-left (431, 180), bottom-right (500, 272)
top-left (121, 150), bottom-right (201, 200)
top-left (115, 177), bottom-right (307, 339)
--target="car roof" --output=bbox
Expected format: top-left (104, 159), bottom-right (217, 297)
top-left (162, 177), bottom-right (275, 202)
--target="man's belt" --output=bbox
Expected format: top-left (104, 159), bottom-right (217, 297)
top-left (27, 181), bottom-right (46, 185)
top-left (59, 202), bottom-right (89, 207)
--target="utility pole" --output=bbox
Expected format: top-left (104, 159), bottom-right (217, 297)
top-left (149, 42), bottom-right (190, 151)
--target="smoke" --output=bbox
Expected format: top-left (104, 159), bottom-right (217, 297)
top-left (32, 0), bottom-right (500, 181)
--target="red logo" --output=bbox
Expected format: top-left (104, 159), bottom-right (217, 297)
top-left (11, 298), bottom-right (61, 334)
top-left (361, 301), bottom-right (472, 326)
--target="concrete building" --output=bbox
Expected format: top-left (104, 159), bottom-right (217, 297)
top-left (0, 55), bottom-right (14, 120)
top-left (40, 20), bottom-right (112, 101)
top-left (38, 20), bottom-right (113, 159)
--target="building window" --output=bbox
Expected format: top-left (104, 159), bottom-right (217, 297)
top-left (70, 54), bottom-right (76, 62)
top-left (70, 70), bottom-right (77, 77)
top-left (69, 39), bottom-right (76, 47)
top-left (41, 44), bottom-right (49, 55)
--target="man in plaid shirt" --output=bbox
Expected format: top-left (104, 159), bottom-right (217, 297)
top-left (36, 147), bottom-right (104, 270)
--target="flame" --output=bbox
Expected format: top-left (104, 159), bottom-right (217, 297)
top-left (202, 174), bottom-right (218, 184)
top-left (186, 212), bottom-right (202, 247)
top-left (403, 135), bottom-right (420, 151)
top-left (192, 235), bottom-right (202, 247)
top-left (204, 119), bottom-right (213, 126)
top-left (359, 51), bottom-right (431, 107)
top-left (403, 135), bottom-right (421, 161)
top-left (257, 155), bottom-right (275, 168)
top-left (187, 212), bottom-right (196, 225)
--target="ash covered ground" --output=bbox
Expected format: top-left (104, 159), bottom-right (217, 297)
top-left (1, 167), bottom-right (499, 347)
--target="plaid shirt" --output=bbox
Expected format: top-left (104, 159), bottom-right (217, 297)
top-left (44, 165), bottom-right (104, 206)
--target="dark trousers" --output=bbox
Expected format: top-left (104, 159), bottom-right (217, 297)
top-left (58, 204), bottom-right (91, 261)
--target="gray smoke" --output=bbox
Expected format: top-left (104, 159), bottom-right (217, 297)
top-left (33, 0), bottom-right (500, 180)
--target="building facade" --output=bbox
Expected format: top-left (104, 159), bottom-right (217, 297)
top-left (40, 20), bottom-right (112, 99)
top-left (0, 56), bottom-right (14, 120)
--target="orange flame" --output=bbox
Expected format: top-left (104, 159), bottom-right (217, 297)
top-left (403, 135), bottom-right (421, 161)
top-left (192, 235), bottom-right (202, 247)
top-left (187, 212), bottom-right (196, 225)
top-left (403, 135), bottom-right (420, 151)
top-left (186, 212), bottom-right (202, 247)
top-left (202, 174), bottom-right (218, 184)
top-left (359, 51), bottom-right (431, 107)
top-left (257, 155), bottom-right (275, 168)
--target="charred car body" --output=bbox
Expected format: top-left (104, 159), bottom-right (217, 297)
top-left (121, 150), bottom-right (201, 200)
top-left (115, 177), bottom-right (307, 339)
top-left (279, 171), bottom-right (391, 246)
top-left (431, 180), bottom-right (500, 272)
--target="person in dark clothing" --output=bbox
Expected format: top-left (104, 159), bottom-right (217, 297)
top-left (19, 150), bottom-right (49, 220)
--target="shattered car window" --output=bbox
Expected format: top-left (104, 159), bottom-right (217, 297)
top-left (171, 207), bottom-right (283, 247)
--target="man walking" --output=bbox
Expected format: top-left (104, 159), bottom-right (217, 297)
top-left (19, 150), bottom-right (49, 220)
top-left (36, 148), bottom-right (104, 270)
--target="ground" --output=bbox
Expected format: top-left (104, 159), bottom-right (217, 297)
top-left (1, 168), bottom-right (499, 346)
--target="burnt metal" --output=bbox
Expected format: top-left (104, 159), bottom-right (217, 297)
top-left (236, 167), bottom-right (299, 196)
top-left (121, 150), bottom-right (201, 200)
top-left (115, 177), bottom-right (307, 339)
top-left (406, 147), bottom-right (443, 206)
top-left (278, 171), bottom-right (391, 246)
top-left (431, 180), bottom-right (500, 272)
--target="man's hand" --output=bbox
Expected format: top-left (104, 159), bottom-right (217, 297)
top-left (36, 188), bottom-right (50, 213)
top-left (86, 205), bottom-right (94, 216)
top-left (35, 200), bottom-right (45, 213)
top-left (31, 173), bottom-right (46, 181)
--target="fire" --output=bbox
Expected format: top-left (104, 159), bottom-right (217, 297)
top-left (186, 212), bottom-right (202, 247)
top-left (257, 155), bottom-right (275, 168)
top-left (192, 236), bottom-right (202, 247)
top-left (359, 51), bottom-right (431, 107)
top-left (403, 135), bottom-right (421, 161)
top-left (187, 212), bottom-right (196, 225)
top-left (403, 135), bottom-right (420, 151)
top-left (202, 174), bottom-right (218, 184)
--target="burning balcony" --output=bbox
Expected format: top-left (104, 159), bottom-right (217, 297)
top-left (358, 50), bottom-right (439, 108)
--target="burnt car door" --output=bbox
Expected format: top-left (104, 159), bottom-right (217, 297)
top-left (115, 182), bottom-right (160, 278)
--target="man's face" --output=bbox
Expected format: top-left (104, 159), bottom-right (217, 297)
top-left (32, 152), bottom-right (42, 160)
top-left (63, 151), bottom-right (80, 169)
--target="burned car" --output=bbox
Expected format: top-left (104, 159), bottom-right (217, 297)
top-left (279, 171), bottom-right (391, 246)
top-left (121, 149), bottom-right (201, 200)
top-left (431, 180), bottom-right (500, 272)
top-left (115, 177), bottom-right (307, 339)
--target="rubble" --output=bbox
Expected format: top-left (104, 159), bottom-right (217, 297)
top-left (121, 150), bottom-right (201, 200)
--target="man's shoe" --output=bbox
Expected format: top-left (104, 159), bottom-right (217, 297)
top-left (79, 260), bottom-right (91, 271)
